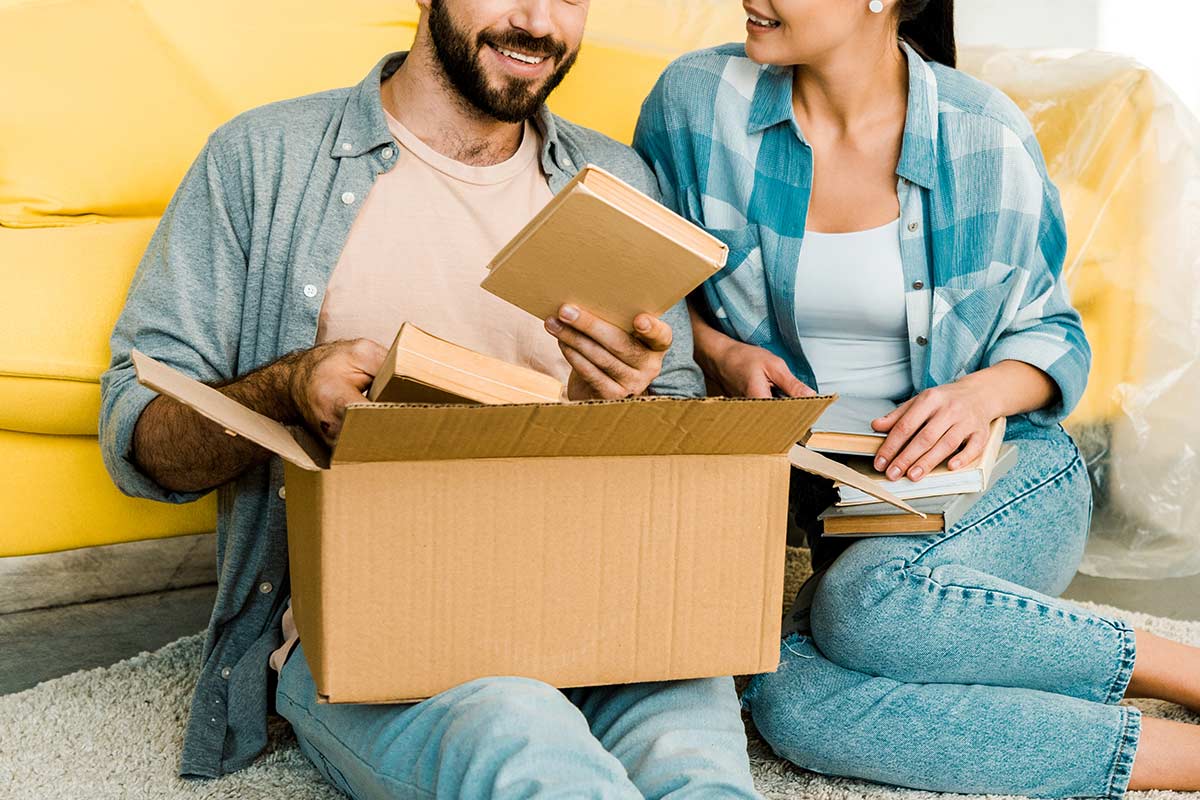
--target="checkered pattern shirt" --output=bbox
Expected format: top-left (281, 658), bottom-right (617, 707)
top-left (634, 41), bottom-right (1090, 426)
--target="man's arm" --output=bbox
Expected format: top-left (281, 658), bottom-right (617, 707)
top-left (132, 340), bottom-right (387, 494)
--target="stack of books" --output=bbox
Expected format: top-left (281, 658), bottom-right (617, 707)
top-left (801, 397), bottom-right (1018, 538)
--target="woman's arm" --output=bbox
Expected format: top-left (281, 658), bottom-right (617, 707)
top-left (688, 300), bottom-right (815, 399)
top-left (870, 360), bottom-right (1057, 481)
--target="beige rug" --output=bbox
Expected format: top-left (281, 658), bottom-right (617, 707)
top-left (1, 549), bottom-right (1197, 800)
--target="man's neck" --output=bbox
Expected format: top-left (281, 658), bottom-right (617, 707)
top-left (382, 45), bottom-right (526, 167)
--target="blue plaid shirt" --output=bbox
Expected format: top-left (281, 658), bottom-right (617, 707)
top-left (634, 42), bottom-right (1090, 426)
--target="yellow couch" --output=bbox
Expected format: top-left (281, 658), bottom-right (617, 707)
top-left (0, 0), bottom-right (1147, 557)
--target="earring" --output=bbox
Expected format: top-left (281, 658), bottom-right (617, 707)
top-left (869, 0), bottom-right (884, 12)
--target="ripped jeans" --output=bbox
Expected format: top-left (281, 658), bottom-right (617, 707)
top-left (743, 417), bottom-right (1140, 799)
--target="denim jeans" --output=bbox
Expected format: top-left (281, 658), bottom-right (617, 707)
top-left (743, 418), bottom-right (1141, 799)
top-left (276, 642), bottom-right (761, 799)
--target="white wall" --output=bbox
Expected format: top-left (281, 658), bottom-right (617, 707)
top-left (957, 0), bottom-right (1200, 114)
top-left (956, 0), bottom-right (1100, 51)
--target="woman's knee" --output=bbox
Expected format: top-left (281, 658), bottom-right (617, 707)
top-left (808, 538), bottom-right (915, 669)
top-left (745, 636), bottom-right (885, 773)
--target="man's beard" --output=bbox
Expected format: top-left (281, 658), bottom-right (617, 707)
top-left (427, 0), bottom-right (579, 123)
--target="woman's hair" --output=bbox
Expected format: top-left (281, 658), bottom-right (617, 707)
top-left (897, 0), bottom-right (956, 68)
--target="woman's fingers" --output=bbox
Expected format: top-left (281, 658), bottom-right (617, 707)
top-left (949, 430), bottom-right (988, 471)
top-left (874, 396), bottom-right (935, 474)
top-left (883, 410), bottom-right (954, 480)
top-left (763, 358), bottom-right (816, 397)
top-left (906, 425), bottom-right (970, 481)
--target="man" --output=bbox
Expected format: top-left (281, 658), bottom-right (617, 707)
top-left (99, 1), bottom-right (760, 797)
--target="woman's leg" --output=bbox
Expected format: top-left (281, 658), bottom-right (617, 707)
top-left (744, 633), bottom-right (1140, 799)
top-left (276, 643), bottom-right (641, 799)
top-left (809, 421), bottom-right (1136, 700)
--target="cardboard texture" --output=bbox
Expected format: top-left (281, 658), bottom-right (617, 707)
top-left (480, 165), bottom-right (728, 330)
top-left (133, 352), bottom-right (919, 703)
top-left (368, 323), bottom-right (565, 406)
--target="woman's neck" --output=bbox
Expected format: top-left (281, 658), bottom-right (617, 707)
top-left (791, 39), bottom-right (908, 137)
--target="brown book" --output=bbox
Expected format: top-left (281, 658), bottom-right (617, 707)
top-left (800, 396), bottom-right (897, 456)
top-left (368, 323), bottom-right (565, 406)
top-left (819, 444), bottom-right (1019, 537)
top-left (480, 164), bottom-right (728, 331)
top-left (834, 417), bottom-right (1007, 506)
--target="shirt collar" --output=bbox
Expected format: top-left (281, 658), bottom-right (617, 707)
top-left (746, 40), bottom-right (940, 189)
top-left (332, 51), bottom-right (566, 172)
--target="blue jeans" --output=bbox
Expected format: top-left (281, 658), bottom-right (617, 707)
top-left (276, 642), bottom-right (760, 799)
top-left (743, 419), bottom-right (1141, 799)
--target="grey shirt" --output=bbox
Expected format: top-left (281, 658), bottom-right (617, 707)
top-left (98, 52), bottom-right (704, 779)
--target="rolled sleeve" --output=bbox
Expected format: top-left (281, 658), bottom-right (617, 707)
top-left (99, 370), bottom-right (207, 504)
top-left (98, 130), bottom-right (251, 502)
top-left (984, 144), bottom-right (1091, 427)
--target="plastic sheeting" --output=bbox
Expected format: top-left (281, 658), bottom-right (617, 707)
top-left (961, 49), bottom-right (1200, 579)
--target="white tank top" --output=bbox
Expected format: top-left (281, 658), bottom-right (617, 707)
top-left (793, 219), bottom-right (914, 401)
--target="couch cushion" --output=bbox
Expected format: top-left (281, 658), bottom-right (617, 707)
top-left (0, 0), bottom-right (748, 227)
top-left (0, 219), bottom-right (158, 435)
top-left (0, 429), bottom-right (216, 556)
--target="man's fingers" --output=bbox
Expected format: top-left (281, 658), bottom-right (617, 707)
top-left (560, 343), bottom-right (628, 399)
top-left (763, 358), bottom-right (816, 398)
top-left (632, 314), bottom-right (673, 352)
top-left (546, 319), bottom-right (639, 386)
top-left (554, 305), bottom-right (643, 364)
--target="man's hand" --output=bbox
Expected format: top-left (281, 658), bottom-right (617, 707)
top-left (544, 305), bottom-right (671, 400)
top-left (704, 338), bottom-right (816, 399)
top-left (288, 338), bottom-right (388, 444)
top-left (871, 380), bottom-right (996, 482)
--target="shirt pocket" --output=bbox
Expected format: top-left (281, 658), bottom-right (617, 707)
top-left (931, 271), bottom-right (1023, 376)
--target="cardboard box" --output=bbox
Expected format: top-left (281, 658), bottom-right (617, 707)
top-left (133, 351), bottom-right (871, 704)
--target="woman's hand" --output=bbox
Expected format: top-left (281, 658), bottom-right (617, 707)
top-left (689, 303), bottom-right (815, 398)
top-left (872, 361), bottom-right (1058, 481)
top-left (707, 337), bottom-right (816, 399)
top-left (871, 379), bottom-right (996, 481)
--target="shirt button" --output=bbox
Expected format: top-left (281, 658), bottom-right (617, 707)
top-left (908, 221), bottom-right (920, 233)
top-left (341, 142), bottom-right (353, 152)
top-left (341, 192), bottom-right (356, 205)
top-left (912, 280), bottom-right (925, 290)
top-left (916, 336), bottom-right (929, 347)
top-left (220, 667), bottom-right (232, 679)
top-left (562, 157), bottom-right (575, 169)
top-left (381, 147), bottom-right (395, 160)
top-left (302, 284), bottom-right (318, 298)
top-left (277, 486), bottom-right (287, 500)
top-left (259, 581), bottom-right (273, 595)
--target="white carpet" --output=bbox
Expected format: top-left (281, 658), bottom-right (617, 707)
top-left (1, 549), bottom-right (1197, 800)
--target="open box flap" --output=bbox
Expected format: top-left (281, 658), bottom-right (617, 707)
top-left (131, 350), bottom-right (321, 472)
top-left (331, 395), bottom-right (837, 464)
top-left (788, 444), bottom-right (924, 517)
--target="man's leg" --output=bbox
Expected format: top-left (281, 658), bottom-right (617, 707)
top-left (565, 677), bottom-right (760, 800)
top-left (276, 643), bottom-right (642, 800)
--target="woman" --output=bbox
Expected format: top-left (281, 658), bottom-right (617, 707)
top-left (634, 1), bottom-right (1200, 796)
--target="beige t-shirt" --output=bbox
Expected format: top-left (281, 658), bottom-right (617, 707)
top-left (270, 112), bottom-right (566, 673)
